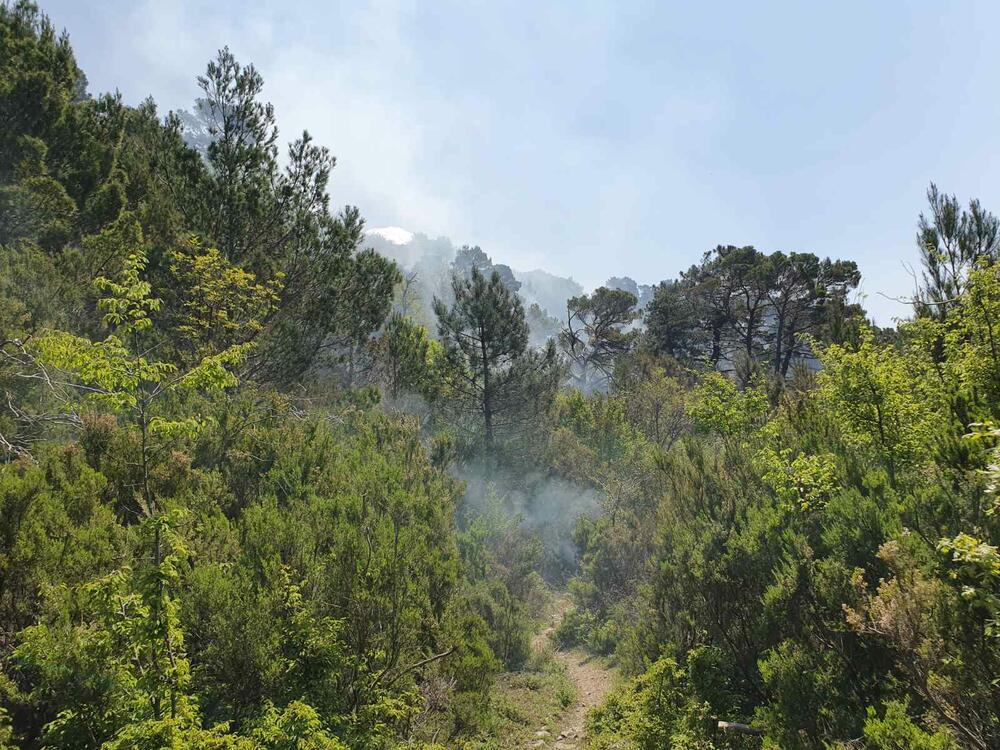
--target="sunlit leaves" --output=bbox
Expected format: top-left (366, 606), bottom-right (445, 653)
top-left (815, 329), bottom-right (938, 480)
top-left (168, 237), bottom-right (281, 359)
top-left (941, 265), bottom-right (1000, 403)
top-left (15, 513), bottom-right (196, 746)
top-left (937, 533), bottom-right (1000, 636)
top-left (31, 242), bottom-right (255, 422)
top-left (94, 250), bottom-right (160, 333)
top-left (757, 446), bottom-right (838, 513)
top-left (31, 329), bottom-right (175, 409)
top-left (176, 342), bottom-right (253, 393)
top-left (687, 372), bottom-right (768, 437)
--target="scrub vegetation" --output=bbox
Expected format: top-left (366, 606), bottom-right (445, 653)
top-left (1, 4), bottom-right (998, 748)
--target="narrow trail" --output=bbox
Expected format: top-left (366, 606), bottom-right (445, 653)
top-left (530, 600), bottom-right (617, 749)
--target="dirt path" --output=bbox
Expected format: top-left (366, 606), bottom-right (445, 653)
top-left (530, 601), bottom-right (616, 749)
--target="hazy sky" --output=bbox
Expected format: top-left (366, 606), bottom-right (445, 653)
top-left (41, 0), bottom-right (1000, 323)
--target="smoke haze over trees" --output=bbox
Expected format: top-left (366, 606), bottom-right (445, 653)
top-left (2, 3), bottom-right (1000, 749)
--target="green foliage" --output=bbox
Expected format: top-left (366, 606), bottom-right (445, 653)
top-left (1, 403), bottom-right (499, 748)
top-left (247, 702), bottom-right (349, 750)
top-left (587, 657), bottom-right (713, 750)
top-left (644, 279), bottom-right (705, 362)
top-left (861, 701), bottom-right (957, 750)
top-left (915, 183), bottom-right (999, 321)
top-left (0, 1), bottom-right (82, 181)
top-left (559, 286), bottom-right (639, 389)
top-left (15, 513), bottom-right (194, 747)
top-left (0, 444), bottom-right (121, 635)
top-left (756, 444), bottom-right (838, 513)
top-left (560, 188), bottom-right (1000, 747)
top-left (687, 372), bottom-right (768, 436)
top-left (642, 244), bottom-right (861, 380)
top-left (0, 12), bottom-right (497, 745)
top-left (434, 267), bottom-right (561, 455)
top-left (30, 240), bottom-right (258, 415)
top-left (458, 496), bottom-right (544, 670)
top-left (6, 6), bottom-right (1000, 749)
top-left (940, 265), bottom-right (1000, 404)
top-left (0, 174), bottom-right (77, 251)
top-left (166, 237), bottom-right (282, 361)
top-left (94, 701), bottom-right (351, 750)
top-left (371, 313), bottom-right (435, 402)
top-left (937, 533), bottom-right (1000, 636)
top-left (816, 329), bottom-right (938, 482)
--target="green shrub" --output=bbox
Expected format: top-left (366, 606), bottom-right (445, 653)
top-left (862, 701), bottom-right (957, 750)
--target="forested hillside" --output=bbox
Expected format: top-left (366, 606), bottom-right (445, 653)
top-left (1, 3), bottom-right (999, 749)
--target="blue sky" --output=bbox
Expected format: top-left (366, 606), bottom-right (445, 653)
top-left (42, 0), bottom-right (1000, 323)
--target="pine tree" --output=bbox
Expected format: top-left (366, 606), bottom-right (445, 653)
top-left (560, 286), bottom-right (638, 390)
top-left (434, 267), bottom-right (560, 452)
